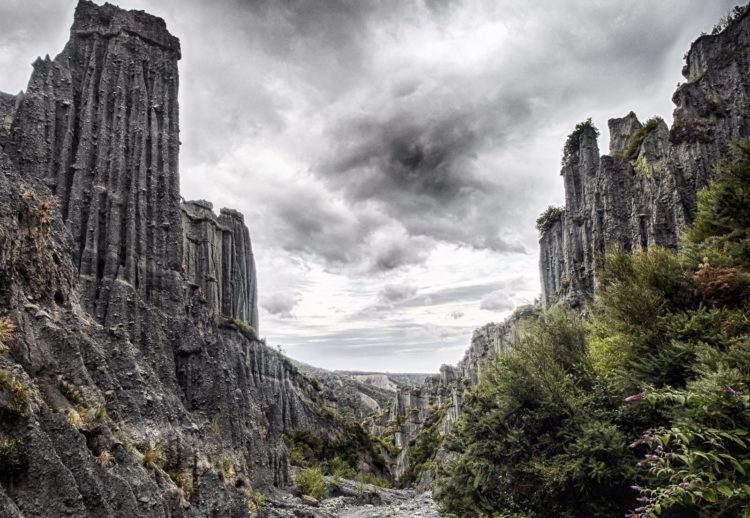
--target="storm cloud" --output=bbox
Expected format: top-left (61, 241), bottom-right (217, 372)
top-left (0, 0), bottom-right (738, 371)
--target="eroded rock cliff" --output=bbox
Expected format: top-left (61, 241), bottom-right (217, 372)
top-left (540, 8), bottom-right (750, 307)
top-left (368, 306), bottom-right (538, 488)
top-left (0, 2), bottom-right (361, 516)
top-left (181, 200), bottom-right (259, 332)
top-left (384, 6), bottom-right (750, 491)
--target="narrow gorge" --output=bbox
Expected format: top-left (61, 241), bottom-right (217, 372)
top-left (1, 1), bottom-right (750, 517)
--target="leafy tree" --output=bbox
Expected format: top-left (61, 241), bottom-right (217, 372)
top-left (562, 118), bottom-right (599, 165)
top-left (536, 206), bottom-right (564, 235)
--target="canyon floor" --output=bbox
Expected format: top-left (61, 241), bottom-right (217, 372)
top-left (264, 479), bottom-right (442, 517)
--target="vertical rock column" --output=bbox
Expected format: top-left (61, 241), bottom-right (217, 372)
top-left (10, 0), bottom-right (183, 322)
top-left (219, 208), bottom-right (259, 332)
top-left (181, 201), bottom-right (259, 333)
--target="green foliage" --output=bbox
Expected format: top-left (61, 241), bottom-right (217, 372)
top-left (58, 379), bottom-right (84, 406)
top-left (322, 455), bottom-right (357, 479)
top-left (562, 118), bottom-right (599, 165)
top-left (0, 438), bottom-right (28, 476)
top-left (613, 116), bottom-right (663, 161)
top-left (210, 417), bottom-right (221, 436)
top-left (0, 316), bottom-right (15, 352)
top-left (92, 406), bottom-right (107, 421)
top-left (630, 340), bottom-right (750, 516)
top-left (375, 432), bottom-right (399, 457)
top-left (686, 138), bottom-right (750, 266)
top-left (436, 309), bottom-right (635, 517)
top-left (295, 467), bottom-right (326, 500)
top-left (633, 154), bottom-right (653, 178)
top-left (354, 472), bottom-right (390, 488)
top-left (284, 424), bottom-right (389, 485)
top-left (218, 454), bottom-right (235, 482)
top-left (168, 469), bottom-right (194, 497)
top-left (142, 444), bottom-right (165, 469)
top-left (243, 487), bottom-right (265, 514)
top-left (402, 405), bottom-right (447, 486)
top-left (536, 206), bottom-right (564, 235)
top-left (284, 429), bottom-right (324, 468)
top-left (436, 140), bottom-right (750, 517)
top-left (0, 372), bottom-right (29, 415)
top-left (229, 318), bottom-right (257, 338)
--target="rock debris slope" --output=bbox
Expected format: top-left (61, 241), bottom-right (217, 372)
top-left (0, 2), bottom-right (357, 516)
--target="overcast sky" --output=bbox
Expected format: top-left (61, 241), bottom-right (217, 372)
top-left (0, 0), bottom-right (738, 372)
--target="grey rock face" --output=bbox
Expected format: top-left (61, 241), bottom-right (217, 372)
top-left (0, 91), bottom-right (21, 143)
top-left (369, 306), bottom-right (539, 487)
top-left (181, 200), bottom-right (259, 332)
top-left (539, 9), bottom-right (750, 307)
top-left (293, 362), bottom-right (399, 420)
top-left (0, 2), bottom-right (350, 517)
top-left (9, 0), bottom-right (184, 324)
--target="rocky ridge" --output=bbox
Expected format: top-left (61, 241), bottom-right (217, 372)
top-left (539, 8), bottom-right (750, 307)
top-left (0, 2), bottom-right (380, 516)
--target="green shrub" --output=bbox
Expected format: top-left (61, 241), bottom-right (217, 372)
top-left (402, 406), bottom-right (447, 486)
top-left (322, 456), bottom-right (357, 479)
top-left (0, 438), bottom-right (28, 476)
top-left (229, 318), bottom-right (257, 338)
top-left (436, 308), bottom-right (635, 517)
top-left (562, 118), bottom-right (599, 165)
top-left (218, 454), bottom-right (235, 482)
top-left (284, 429), bottom-right (323, 467)
top-left (0, 372), bottom-right (29, 415)
top-left (536, 206), bottom-right (564, 235)
top-left (613, 116), bottom-right (663, 161)
top-left (295, 467), bottom-right (326, 500)
top-left (285, 422), bottom-right (388, 480)
top-left (243, 487), bottom-right (265, 514)
top-left (142, 444), bottom-right (164, 469)
top-left (686, 138), bottom-right (750, 266)
top-left (436, 114), bottom-right (750, 518)
top-left (58, 379), bottom-right (84, 406)
top-left (355, 472), bottom-right (390, 488)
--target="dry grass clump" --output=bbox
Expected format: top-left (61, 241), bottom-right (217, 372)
top-left (97, 450), bottom-right (114, 468)
top-left (66, 408), bottom-right (85, 429)
top-left (0, 372), bottom-right (29, 415)
top-left (0, 317), bottom-right (15, 353)
top-left (142, 444), bottom-right (165, 469)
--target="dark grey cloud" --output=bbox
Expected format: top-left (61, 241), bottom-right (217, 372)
top-left (479, 291), bottom-right (515, 312)
top-left (378, 284), bottom-right (418, 304)
top-left (262, 292), bottom-right (299, 319)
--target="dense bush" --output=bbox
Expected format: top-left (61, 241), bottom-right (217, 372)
top-left (284, 423), bottom-right (389, 485)
top-left (536, 206), bottom-right (564, 235)
top-left (435, 138), bottom-right (750, 517)
top-left (0, 437), bottom-right (28, 477)
top-left (402, 405), bottom-right (447, 486)
top-left (295, 467), bottom-right (326, 499)
top-left (562, 118), bottom-right (599, 165)
top-left (613, 116), bottom-right (663, 161)
top-left (436, 310), bottom-right (634, 517)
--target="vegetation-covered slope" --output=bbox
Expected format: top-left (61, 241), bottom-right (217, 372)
top-left (435, 139), bottom-right (750, 517)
